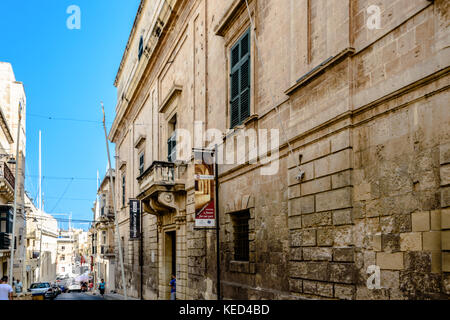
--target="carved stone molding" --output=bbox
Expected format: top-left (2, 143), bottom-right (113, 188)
top-left (225, 194), bottom-right (255, 214)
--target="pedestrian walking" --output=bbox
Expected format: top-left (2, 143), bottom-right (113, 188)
top-left (169, 274), bottom-right (176, 300)
top-left (0, 276), bottom-right (13, 300)
top-left (99, 279), bottom-right (105, 297)
top-left (14, 279), bottom-right (23, 296)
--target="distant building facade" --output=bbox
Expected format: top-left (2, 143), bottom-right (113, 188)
top-left (25, 193), bottom-right (58, 284)
top-left (56, 230), bottom-right (75, 276)
top-left (0, 62), bottom-right (27, 285)
top-left (109, 0), bottom-right (450, 300)
top-left (90, 169), bottom-right (116, 291)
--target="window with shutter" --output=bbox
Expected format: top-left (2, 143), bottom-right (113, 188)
top-left (139, 152), bottom-right (145, 176)
top-left (138, 36), bottom-right (144, 60)
top-left (122, 175), bottom-right (126, 207)
top-left (230, 29), bottom-right (251, 128)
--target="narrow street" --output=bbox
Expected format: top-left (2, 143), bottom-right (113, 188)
top-left (55, 292), bottom-right (104, 300)
top-left (0, 0), bottom-right (449, 309)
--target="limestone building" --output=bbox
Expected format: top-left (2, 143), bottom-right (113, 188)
top-left (0, 62), bottom-right (27, 284)
top-left (25, 193), bottom-right (58, 284)
top-left (56, 229), bottom-right (75, 276)
top-left (90, 169), bottom-right (116, 291)
top-left (109, 0), bottom-right (450, 299)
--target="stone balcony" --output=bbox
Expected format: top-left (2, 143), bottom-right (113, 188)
top-left (98, 207), bottom-right (115, 227)
top-left (137, 161), bottom-right (186, 215)
top-left (0, 161), bottom-right (15, 201)
top-left (100, 245), bottom-right (115, 259)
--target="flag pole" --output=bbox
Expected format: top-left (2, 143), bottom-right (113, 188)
top-left (101, 102), bottom-right (127, 300)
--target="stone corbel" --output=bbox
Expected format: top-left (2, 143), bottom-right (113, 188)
top-left (158, 192), bottom-right (177, 210)
top-left (141, 201), bottom-right (155, 215)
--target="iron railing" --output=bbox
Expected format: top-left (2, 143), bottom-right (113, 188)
top-left (0, 161), bottom-right (14, 190)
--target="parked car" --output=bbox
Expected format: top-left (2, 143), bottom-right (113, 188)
top-left (28, 282), bottom-right (56, 300)
top-left (67, 280), bottom-right (81, 293)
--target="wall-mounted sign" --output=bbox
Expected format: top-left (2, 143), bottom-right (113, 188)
top-left (129, 199), bottom-right (141, 239)
top-left (194, 150), bottom-right (216, 228)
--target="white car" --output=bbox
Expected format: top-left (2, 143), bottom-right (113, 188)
top-left (67, 280), bottom-right (81, 293)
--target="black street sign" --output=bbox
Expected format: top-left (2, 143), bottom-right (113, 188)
top-left (129, 199), bottom-right (141, 239)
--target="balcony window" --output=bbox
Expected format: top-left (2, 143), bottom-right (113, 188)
top-left (139, 152), bottom-right (145, 176)
top-left (0, 206), bottom-right (13, 233)
top-left (168, 132), bottom-right (176, 163)
top-left (122, 175), bottom-right (126, 207)
top-left (168, 115), bottom-right (177, 163)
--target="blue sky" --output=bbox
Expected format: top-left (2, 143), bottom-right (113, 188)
top-left (0, 0), bottom-right (140, 230)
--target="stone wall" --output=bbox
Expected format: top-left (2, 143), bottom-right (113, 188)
top-left (110, 0), bottom-right (449, 300)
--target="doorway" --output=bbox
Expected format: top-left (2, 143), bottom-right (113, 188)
top-left (164, 231), bottom-right (176, 299)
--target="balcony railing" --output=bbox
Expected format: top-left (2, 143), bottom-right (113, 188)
top-left (0, 162), bottom-right (14, 201)
top-left (137, 161), bottom-right (185, 192)
top-left (100, 206), bottom-right (115, 219)
top-left (0, 162), bottom-right (14, 190)
top-left (27, 250), bottom-right (40, 259)
top-left (100, 245), bottom-right (115, 258)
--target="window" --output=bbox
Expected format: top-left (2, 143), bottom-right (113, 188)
top-left (138, 36), bottom-right (144, 60)
top-left (230, 29), bottom-right (251, 128)
top-left (232, 210), bottom-right (250, 261)
top-left (0, 208), bottom-right (13, 233)
top-left (122, 174), bottom-right (126, 207)
top-left (139, 152), bottom-right (145, 176)
top-left (61, 246), bottom-right (65, 251)
top-left (168, 115), bottom-right (177, 162)
top-left (61, 255), bottom-right (65, 261)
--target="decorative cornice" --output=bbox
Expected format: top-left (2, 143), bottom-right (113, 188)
top-left (214, 0), bottom-right (247, 37)
top-left (134, 135), bottom-right (146, 149)
top-left (114, 0), bottom-right (146, 87)
top-left (159, 85), bottom-right (182, 113)
top-left (285, 47), bottom-right (355, 96)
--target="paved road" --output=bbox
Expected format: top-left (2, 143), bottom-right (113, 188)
top-left (55, 292), bottom-right (104, 300)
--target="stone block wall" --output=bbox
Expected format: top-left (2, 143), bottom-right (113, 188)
top-left (288, 128), bottom-right (356, 299)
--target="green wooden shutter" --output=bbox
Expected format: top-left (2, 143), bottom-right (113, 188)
top-left (230, 29), bottom-right (251, 128)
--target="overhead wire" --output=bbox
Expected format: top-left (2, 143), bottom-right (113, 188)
top-left (49, 178), bottom-right (74, 212)
top-left (27, 113), bottom-right (150, 126)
